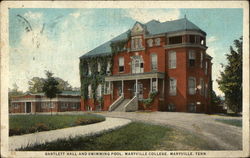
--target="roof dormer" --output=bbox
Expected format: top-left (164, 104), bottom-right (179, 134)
top-left (131, 21), bottom-right (147, 36)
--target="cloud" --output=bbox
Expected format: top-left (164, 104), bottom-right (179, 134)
top-left (207, 36), bottom-right (218, 43)
top-left (24, 11), bottom-right (43, 19)
top-left (70, 12), bottom-right (81, 18)
top-left (125, 9), bottom-right (181, 23)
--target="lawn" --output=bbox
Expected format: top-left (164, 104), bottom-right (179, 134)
top-left (215, 119), bottom-right (242, 127)
top-left (9, 114), bottom-right (105, 136)
top-left (19, 122), bottom-right (211, 151)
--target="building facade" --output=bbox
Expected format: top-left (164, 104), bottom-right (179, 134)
top-left (10, 91), bottom-right (81, 113)
top-left (79, 18), bottom-right (212, 113)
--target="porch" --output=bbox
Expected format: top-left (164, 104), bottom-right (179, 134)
top-left (105, 72), bottom-right (166, 111)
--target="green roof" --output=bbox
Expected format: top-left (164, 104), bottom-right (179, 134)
top-left (80, 18), bottom-right (205, 59)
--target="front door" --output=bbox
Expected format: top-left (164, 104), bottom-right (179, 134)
top-left (133, 82), bottom-right (143, 100)
top-left (26, 102), bottom-right (31, 113)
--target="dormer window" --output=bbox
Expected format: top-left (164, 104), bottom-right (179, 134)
top-left (147, 39), bottom-right (153, 47)
top-left (155, 38), bottom-right (161, 46)
top-left (131, 36), bottom-right (143, 50)
top-left (190, 35), bottom-right (196, 43)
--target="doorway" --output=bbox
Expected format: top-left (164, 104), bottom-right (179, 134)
top-left (133, 82), bottom-right (143, 100)
top-left (26, 102), bottom-right (31, 113)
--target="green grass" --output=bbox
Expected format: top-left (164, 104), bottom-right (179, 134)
top-left (215, 119), bottom-right (242, 127)
top-left (19, 122), bottom-right (211, 151)
top-left (9, 114), bottom-right (105, 136)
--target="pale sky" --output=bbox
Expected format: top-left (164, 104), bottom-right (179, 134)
top-left (9, 8), bottom-right (243, 96)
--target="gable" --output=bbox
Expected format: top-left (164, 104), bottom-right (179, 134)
top-left (131, 22), bottom-right (144, 35)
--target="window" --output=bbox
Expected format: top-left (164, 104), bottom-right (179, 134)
top-left (200, 36), bottom-right (205, 45)
top-left (50, 102), bottom-right (55, 108)
top-left (169, 51), bottom-right (176, 69)
top-left (200, 51), bottom-right (203, 68)
top-left (190, 35), bottom-right (196, 43)
top-left (205, 61), bottom-right (208, 75)
top-left (88, 84), bottom-right (92, 98)
top-left (96, 84), bottom-right (102, 98)
top-left (188, 77), bottom-right (196, 95)
top-left (131, 37), bottom-right (143, 50)
top-left (104, 82), bottom-right (110, 94)
top-left (169, 36), bottom-right (182, 44)
top-left (147, 39), bottom-right (153, 47)
top-left (152, 79), bottom-right (157, 92)
top-left (188, 103), bottom-right (196, 112)
top-left (106, 61), bottom-right (111, 75)
top-left (132, 56), bottom-right (143, 74)
top-left (200, 78), bottom-right (204, 96)
top-left (12, 103), bottom-right (19, 109)
top-left (169, 78), bottom-right (177, 96)
top-left (189, 50), bottom-right (196, 67)
top-left (205, 84), bottom-right (208, 98)
top-left (71, 104), bottom-right (77, 109)
top-left (97, 62), bottom-right (101, 73)
top-left (61, 103), bottom-right (67, 109)
top-left (119, 57), bottom-right (124, 72)
top-left (168, 103), bottom-right (175, 111)
top-left (41, 102), bottom-right (47, 109)
top-left (155, 38), bottom-right (161, 46)
top-left (151, 53), bottom-right (157, 71)
top-left (88, 64), bottom-right (92, 75)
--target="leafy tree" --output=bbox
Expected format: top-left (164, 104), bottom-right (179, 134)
top-left (211, 90), bottom-right (222, 106)
top-left (217, 36), bottom-right (242, 114)
top-left (28, 77), bottom-right (45, 93)
top-left (28, 76), bottom-right (72, 93)
top-left (42, 71), bottom-right (61, 115)
top-left (8, 83), bottom-right (24, 108)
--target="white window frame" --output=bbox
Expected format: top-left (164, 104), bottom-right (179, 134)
top-left (169, 51), bottom-right (176, 69)
top-left (188, 77), bottom-right (196, 95)
top-left (96, 84), bottom-right (102, 98)
top-left (131, 36), bottom-right (143, 50)
top-left (118, 57), bottom-right (124, 73)
top-left (88, 64), bottom-right (92, 75)
top-left (106, 61), bottom-right (111, 74)
top-left (189, 50), bottom-right (196, 67)
top-left (169, 77), bottom-right (177, 96)
top-left (168, 103), bottom-right (175, 111)
top-left (88, 84), bottom-right (92, 98)
top-left (104, 82), bottom-right (110, 94)
top-left (152, 79), bottom-right (157, 92)
top-left (97, 62), bottom-right (101, 72)
top-left (151, 53), bottom-right (158, 71)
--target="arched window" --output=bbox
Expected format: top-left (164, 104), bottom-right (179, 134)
top-left (188, 77), bottom-right (196, 95)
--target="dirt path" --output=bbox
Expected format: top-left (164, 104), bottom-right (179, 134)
top-left (98, 112), bottom-right (242, 150)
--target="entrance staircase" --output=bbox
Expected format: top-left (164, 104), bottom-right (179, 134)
top-left (113, 99), bottom-right (130, 112)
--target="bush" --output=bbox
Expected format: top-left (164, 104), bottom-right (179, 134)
top-left (35, 123), bottom-right (49, 131)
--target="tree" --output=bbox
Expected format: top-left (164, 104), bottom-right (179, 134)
top-left (8, 83), bottom-right (24, 108)
top-left (28, 76), bottom-right (72, 93)
top-left (211, 90), bottom-right (222, 106)
top-left (217, 36), bottom-right (242, 114)
top-left (42, 71), bottom-right (61, 115)
top-left (28, 77), bottom-right (45, 93)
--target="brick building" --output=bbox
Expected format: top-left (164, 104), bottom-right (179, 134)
top-left (79, 17), bottom-right (212, 113)
top-left (10, 91), bottom-right (81, 113)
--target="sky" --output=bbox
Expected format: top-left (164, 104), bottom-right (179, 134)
top-left (9, 8), bottom-right (243, 96)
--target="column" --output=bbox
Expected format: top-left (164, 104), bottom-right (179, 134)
top-left (156, 78), bottom-right (158, 92)
top-left (150, 78), bottom-right (152, 92)
top-left (24, 102), bottom-right (27, 113)
top-left (122, 80), bottom-right (124, 96)
top-left (109, 81), bottom-right (111, 94)
top-left (135, 79), bottom-right (138, 96)
top-left (162, 79), bottom-right (165, 95)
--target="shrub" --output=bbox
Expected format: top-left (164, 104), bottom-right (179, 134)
top-left (35, 123), bottom-right (49, 131)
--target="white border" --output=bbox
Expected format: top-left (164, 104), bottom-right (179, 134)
top-left (1, 1), bottom-right (249, 157)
